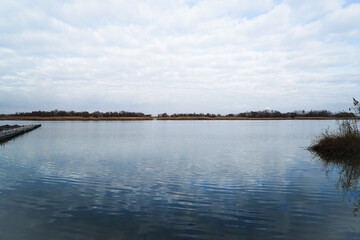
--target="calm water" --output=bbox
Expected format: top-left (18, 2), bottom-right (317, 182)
top-left (0, 120), bottom-right (359, 239)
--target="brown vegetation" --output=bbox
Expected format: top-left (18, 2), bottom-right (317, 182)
top-left (0, 116), bottom-right (353, 121)
top-left (0, 116), bottom-right (153, 121)
top-left (309, 98), bottom-right (360, 159)
top-left (0, 110), bottom-right (151, 118)
top-left (156, 116), bottom-right (349, 120)
top-left (0, 110), bottom-right (153, 120)
top-left (0, 107), bottom-right (356, 121)
top-left (157, 109), bottom-right (355, 119)
top-left (309, 134), bottom-right (360, 159)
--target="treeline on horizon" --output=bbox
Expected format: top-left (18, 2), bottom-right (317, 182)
top-left (158, 109), bottom-right (355, 118)
top-left (0, 110), bottom-right (150, 118)
top-left (0, 109), bottom-right (355, 118)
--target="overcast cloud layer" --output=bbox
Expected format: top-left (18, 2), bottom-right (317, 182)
top-left (0, 0), bottom-right (359, 114)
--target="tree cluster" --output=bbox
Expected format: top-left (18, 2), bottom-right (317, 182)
top-left (0, 109), bottom-right (355, 119)
top-left (158, 110), bottom-right (355, 118)
top-left (1, 110), bottom-right (150, 118)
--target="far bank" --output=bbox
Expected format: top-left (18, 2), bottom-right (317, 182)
top-left (0, 116), bottom-right (356, 121)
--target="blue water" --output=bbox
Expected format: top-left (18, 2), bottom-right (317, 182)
top-left (0, 120), bottom-right (359, 239)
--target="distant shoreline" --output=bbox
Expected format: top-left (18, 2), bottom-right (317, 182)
top-left (156, 117), bottom-right (353, 120)
top-left (0, 116), bottom-right (154, 121)
top-left (0, 116), bottom-right (355, 121)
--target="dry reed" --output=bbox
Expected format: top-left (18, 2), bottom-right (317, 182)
top-left (0, 116), bottom-right (153, 121)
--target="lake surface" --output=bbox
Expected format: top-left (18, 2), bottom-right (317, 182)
top-left (0, 120), bottom-right (359, 239)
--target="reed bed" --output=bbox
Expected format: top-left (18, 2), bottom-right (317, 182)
top-left (309, 133), bottom-right (360, 159)
top-left (309, 98), bottom-right (360, 160)
top-left (156, 116), bottom-right (348, 120)
top-left (0, 116), bottom-right (153, 121)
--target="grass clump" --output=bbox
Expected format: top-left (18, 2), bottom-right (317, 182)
top-left (309, 98), bottom-right (360, 159)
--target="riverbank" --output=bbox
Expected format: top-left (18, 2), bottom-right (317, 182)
top-left (309, 134), bottom-right (360, 160)
top-left (309, 98), bottom-right (360, 160)
top-left (0, 116), bottom-right (154, 121)
top-left (0, 116), bottom-right (355, 121)
top-left (156, 116), bottom-right (352, 120)
top-left (308, 121), bottom-right (360, 160)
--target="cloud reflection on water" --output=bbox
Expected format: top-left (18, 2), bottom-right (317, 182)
top-left (0, 120), bottom-right (359, 239)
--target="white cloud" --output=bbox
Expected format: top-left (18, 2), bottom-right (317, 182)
top-left (0, 0), bottom-right (359, 114)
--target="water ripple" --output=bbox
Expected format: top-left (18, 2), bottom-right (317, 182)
top-left (0, 120), bottom-right (360, 239)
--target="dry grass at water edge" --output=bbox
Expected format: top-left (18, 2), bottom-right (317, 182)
top-left (0, 116), bottom-right (154, 121)
top-left (308, 98), bottom-right (360, 160)
top-left (156, 117), bottom-right (348, 120)
top-left (309, 133), bottom-right (360, 159)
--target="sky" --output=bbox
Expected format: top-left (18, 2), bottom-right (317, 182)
top-left (0, 0), bottom-right (359, 114)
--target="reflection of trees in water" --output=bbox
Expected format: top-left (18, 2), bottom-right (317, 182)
top-left (321, 155), bottom-right (360, 216)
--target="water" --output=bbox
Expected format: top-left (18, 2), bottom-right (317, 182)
top-left (0, 120), bottom-right (359, 239)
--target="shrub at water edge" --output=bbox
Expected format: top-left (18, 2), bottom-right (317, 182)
top-left (309, 98), bottom-right (360, 159)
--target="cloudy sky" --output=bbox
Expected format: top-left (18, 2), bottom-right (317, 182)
top-left (0, 0), bottom-right (359, 114)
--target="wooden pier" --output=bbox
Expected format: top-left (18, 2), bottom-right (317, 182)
top-left (0, 124), bottom-right (41, 142)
